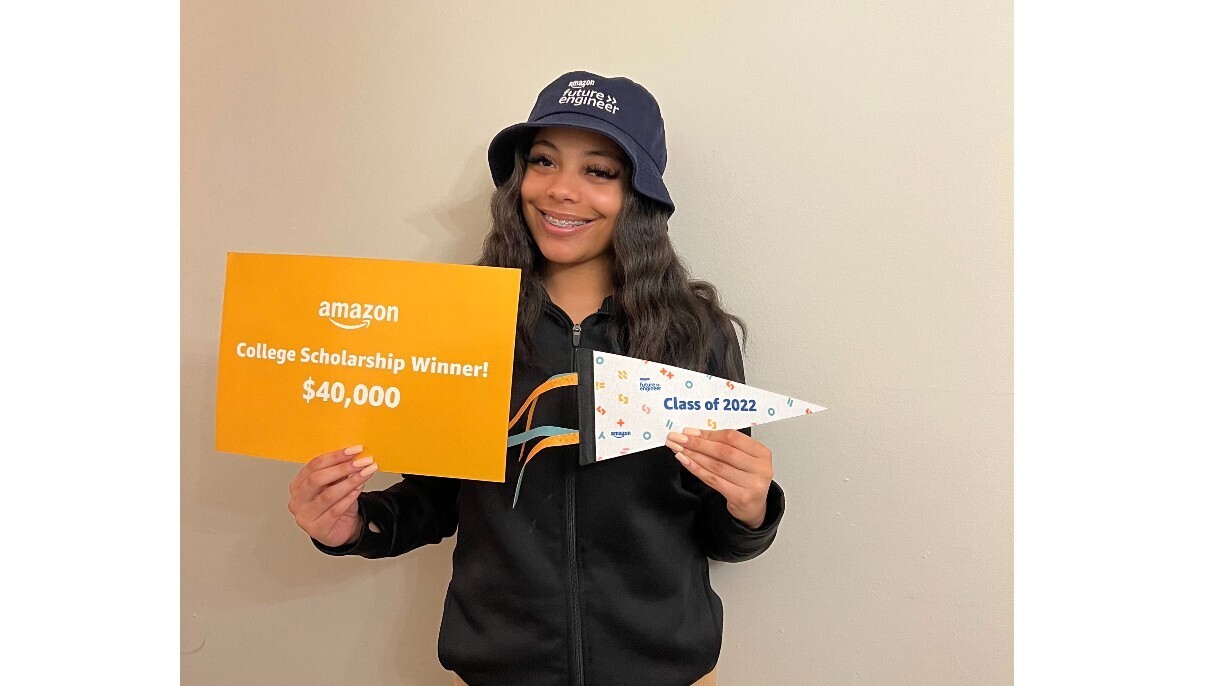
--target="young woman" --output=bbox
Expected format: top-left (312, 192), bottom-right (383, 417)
top-left (287, 71), bottom-right (786, 686)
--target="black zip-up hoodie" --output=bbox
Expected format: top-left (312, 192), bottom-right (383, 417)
top-left (314, 294), bottom-right (786, 685)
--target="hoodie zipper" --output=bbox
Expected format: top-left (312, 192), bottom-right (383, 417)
top-left (544, 300), bottom-right (606, 686)
top-left (567, 321), bottom-right (585, 686)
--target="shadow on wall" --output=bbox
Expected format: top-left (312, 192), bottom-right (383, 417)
top-left (183, 345), bottom-right (459, 681)
top-left (194, 438), bottom-right (458, 680)
top-left (183, 147), bottom-right (508, 681)
top-left (399, 147), bottom-right (497, 265)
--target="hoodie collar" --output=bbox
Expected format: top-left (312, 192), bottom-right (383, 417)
top-left (542, 289), bottom-right (616, 315)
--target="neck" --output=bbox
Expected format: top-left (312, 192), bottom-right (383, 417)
top-left (543, 256), bottom-right (614, 323)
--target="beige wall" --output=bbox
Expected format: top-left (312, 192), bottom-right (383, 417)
top-left (182, 1), bottom-right (1012, 684)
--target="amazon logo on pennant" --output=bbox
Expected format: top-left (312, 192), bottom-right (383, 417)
top-left (577, 349), bottom-right (827, 466)
top-left (505, 349), bottom-right (828, 506)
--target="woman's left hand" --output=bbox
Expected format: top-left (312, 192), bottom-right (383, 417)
top-left (666, 428), bottom-right (774, 529)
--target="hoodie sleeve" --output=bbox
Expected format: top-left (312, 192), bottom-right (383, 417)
top-left (311, 474), bottom-right (460, 559)
top-left (684, 323), bottom-right (787, 563)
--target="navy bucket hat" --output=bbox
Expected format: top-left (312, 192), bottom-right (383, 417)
top-left (487, 70), bottom-right (674, 215)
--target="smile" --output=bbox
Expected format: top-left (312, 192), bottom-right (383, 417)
top-left (540, 210), bottom-right (595, 228)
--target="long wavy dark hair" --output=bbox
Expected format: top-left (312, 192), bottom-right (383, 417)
top-left (477, 134), bottom-right (746, 378)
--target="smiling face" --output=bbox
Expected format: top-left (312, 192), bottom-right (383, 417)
top-left (520, 126), bottom-right (627, 271)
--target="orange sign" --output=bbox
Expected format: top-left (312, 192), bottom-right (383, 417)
top-left (215, 253), bottom-right (520, 481)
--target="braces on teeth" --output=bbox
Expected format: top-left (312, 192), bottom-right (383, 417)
top-left (544, 213), bottom-right (590, 227)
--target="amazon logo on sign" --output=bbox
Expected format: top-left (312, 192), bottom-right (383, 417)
top-left (317, 300), bottom-right (399, 330)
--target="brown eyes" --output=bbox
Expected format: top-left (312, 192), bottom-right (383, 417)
top-left (525, 153), bottom-right (552, 167)
top-left (525, 153), bottom-right (621, 181)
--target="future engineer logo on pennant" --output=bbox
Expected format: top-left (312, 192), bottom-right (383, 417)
top-left (504, 350), bottom-right (827, 505)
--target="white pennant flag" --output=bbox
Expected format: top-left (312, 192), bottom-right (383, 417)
top-left (577, 349), bottom-right (826, 465)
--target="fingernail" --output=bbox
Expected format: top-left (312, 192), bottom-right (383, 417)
top-left (668, 432), bottom-right (689, 444)
top-left (681, 427), bottom-right (701, 437)
top-left (344, 445), bottom-right (364, 456)
top-left (352, 457), bottom-right (373, 468)
top-left (665, 440), bottom-right (683, 453)
top-left (359, 463), bottom-right (378, 478)
top-left (675, 453), bottom-right (691, 466)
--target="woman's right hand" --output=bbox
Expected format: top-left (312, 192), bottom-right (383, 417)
top-left (288, 445), bottom-right (379, 547)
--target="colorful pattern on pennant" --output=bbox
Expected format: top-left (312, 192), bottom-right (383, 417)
top-left (579, 350), bottom-right (826, 464)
